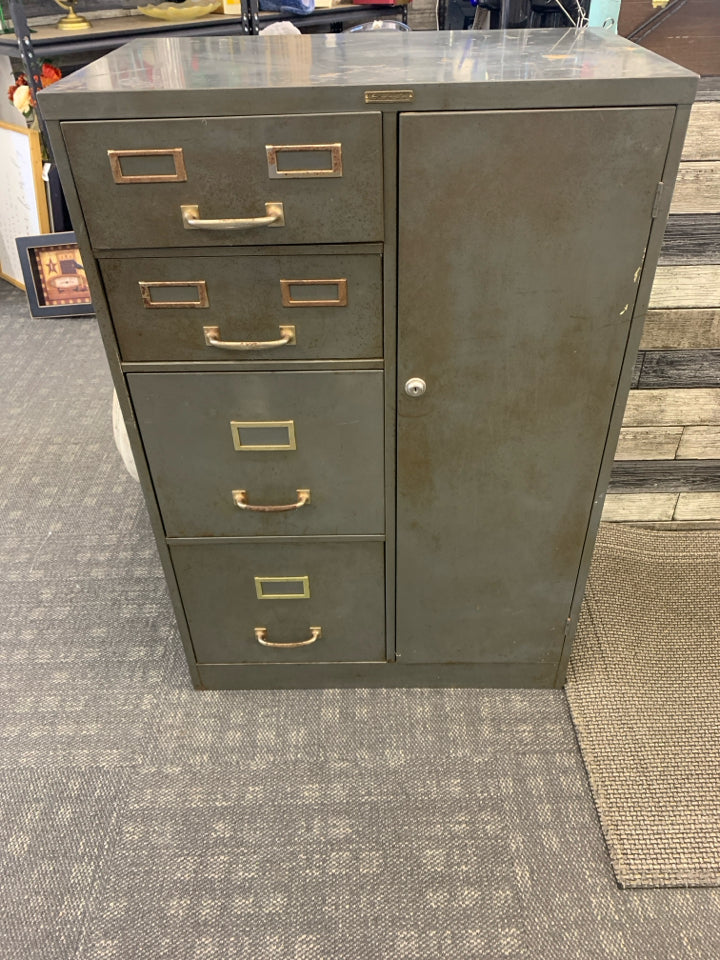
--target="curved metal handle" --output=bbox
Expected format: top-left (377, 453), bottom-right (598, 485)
top-left (233, 489), bottom-right (310, 513)
top-left (181, 202), bottom-right (285, 231)
top-left (203, 325), bottom-right (295, 351)
top-left (255, 626), bottom-right (321, 648)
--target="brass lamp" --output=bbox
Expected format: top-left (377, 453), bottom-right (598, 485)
top-left (53, 0), bottom-right (92, 30)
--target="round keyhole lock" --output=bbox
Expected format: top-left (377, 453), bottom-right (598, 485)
top-left (404, 377), bottom-right (427, 398)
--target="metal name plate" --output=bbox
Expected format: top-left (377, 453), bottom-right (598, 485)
top-left (365, 90), bottom-right (415, 104)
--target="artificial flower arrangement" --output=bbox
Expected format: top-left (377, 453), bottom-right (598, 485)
top-left (8, 63), bottom-right (62, 158)
top-left (8, 63), bottom-right (62, 118)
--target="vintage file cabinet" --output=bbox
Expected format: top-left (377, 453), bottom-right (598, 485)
top-left (41, 30), bottom-right (697, 689)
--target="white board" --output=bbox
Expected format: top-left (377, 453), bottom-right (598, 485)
top-left (0, 121), bottom-right (50, 288)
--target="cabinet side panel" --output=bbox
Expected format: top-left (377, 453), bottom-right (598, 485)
top-left (43, 118), bottom-right (202, 687)
top-left (396, 107), bottom-right (675, 667)
top-left (555, 100), bottom-right (694, 686)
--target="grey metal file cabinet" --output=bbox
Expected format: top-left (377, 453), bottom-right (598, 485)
top-left (41, 30), bottom-right (697, 689)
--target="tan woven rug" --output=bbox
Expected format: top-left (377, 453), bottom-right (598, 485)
top-left (566, 523), bottom-right (720, 889)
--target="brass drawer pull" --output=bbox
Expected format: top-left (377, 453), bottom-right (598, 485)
top-left (233, 489), bottom-right (310, 512)
top-left (255, 626), bottom-right (321, 648)
top-left (203, 324), bottom-right (295, 351)
top-left (181, 203), bottom-right (285, 231)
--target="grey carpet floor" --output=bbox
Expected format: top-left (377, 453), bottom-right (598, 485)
top-left (2, 279), bottom-right (720, 959)
top-left (567, 525), bottom-right (720, 890)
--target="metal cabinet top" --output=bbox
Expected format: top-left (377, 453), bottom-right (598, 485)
top-left (40, 29), bottom-right (697, 120)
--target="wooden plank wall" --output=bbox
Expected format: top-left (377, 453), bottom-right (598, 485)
top-left (629, 0), bottom-right (720, 79)
top-left (407, 0), bottom-right (439, 31)
top-left (604, 86), bottom-right (720, 523)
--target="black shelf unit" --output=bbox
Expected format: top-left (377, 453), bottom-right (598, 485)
top-left (246, 0), bottom-right (407, 34)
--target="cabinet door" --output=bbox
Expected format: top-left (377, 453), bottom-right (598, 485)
top-left (396, 107), bottom-right (675, 665)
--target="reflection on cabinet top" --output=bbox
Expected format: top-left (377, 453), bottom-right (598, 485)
top-left (39, 30), bottom-right (697, 121)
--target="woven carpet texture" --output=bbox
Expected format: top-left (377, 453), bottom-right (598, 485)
top-left (567, 524), bottom-right (720, 889)
top-left (2, 281), bottom-right (720, 958)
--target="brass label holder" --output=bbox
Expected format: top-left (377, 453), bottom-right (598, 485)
top-left (230, 420), bottom-right (297, 452)
top-left (266, 143), bottom-right (342, 179)
top-left (280, 278), bottom-right (348, 308)
top-left (108, 148), bottom-right (187, 184)
top-left (254, 576), bottom-right (311, 600)
top-left (139, 280), bottom-right (209, 309)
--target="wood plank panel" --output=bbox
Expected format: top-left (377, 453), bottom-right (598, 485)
top-left (696, 78), bottom-right (720, 101)
top-left (676, 426), bottom-right (720, 458)
top-left (636, 0), bottom-right (720, 77)
top-left (637, 349), bottom-right (720, 388)
top-left (623, 388), bottom-right (720, 425)
top-left (407, 0), bottom-right (437, 30)
top-left (674, 492), bottom-right (720, 519)
top-left (682, 103), bottom-right (720, 160)
top-left (649, 266), bottom-right (720, 308)
top-left (610, 459), bottom-right (720, 491)
top-left (640, 309), bottom-right (720, 349)
top-left (619, 0), bottom-right (661, 36)
top-left (642, 39), bottom-right (720, 81)
top-left (659, 214), bottom-right (720, 264)
top-left (631, 353), bottom-right (644, 389)
top-left (670, 163), bottom-right (720, 215)
top-left (602, 493), bottom-right (678, 522)
top-left (614, 426), bottom-right (683, 460)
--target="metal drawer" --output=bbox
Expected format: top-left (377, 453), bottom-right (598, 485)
top-left (170, 540), bottom-right (385, 664)
top-left (127, 371), bottom-right (385, 537)
top-left (61, 114), bottom-right (383, 249)
top-left (100, 253), bottom-right (383, 362)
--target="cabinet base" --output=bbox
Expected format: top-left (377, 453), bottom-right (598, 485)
top-left (195, 660), bottom-right (563, 690)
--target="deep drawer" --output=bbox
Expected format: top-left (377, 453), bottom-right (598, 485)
top-left (101, 253), bottom-right (383, 362)
top-left (61, 114), bottom-right (383, 249)
top-left (170, 540), bottom-right (386, 664)
top-left (127, 371), bottom-right (385, 537)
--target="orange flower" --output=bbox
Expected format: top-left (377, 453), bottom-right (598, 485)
top-left (41, 63), bottom-right (63, 87)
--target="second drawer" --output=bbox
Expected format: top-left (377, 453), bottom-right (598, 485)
top-left (101, 253), bottom-right (383, 362)
top-left (128, 370), bottom-right (385, 537)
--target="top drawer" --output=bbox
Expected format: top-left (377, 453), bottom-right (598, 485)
top-left (61, 114), bottom-right (384, 250)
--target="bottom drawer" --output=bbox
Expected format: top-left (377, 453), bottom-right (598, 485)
top-left (170, 540), bottom-right (385, 664)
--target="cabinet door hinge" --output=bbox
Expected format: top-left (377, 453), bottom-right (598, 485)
top-left (651, 181), bottom-right (665, 219)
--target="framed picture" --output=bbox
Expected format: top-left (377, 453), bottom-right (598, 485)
top-left (15, 232), bottom-right (94, 318)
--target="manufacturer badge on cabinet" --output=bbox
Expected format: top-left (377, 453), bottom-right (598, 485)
top-left (365, 90), bottom-right (414, 103)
